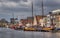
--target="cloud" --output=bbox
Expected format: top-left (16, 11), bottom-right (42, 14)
top-left (0, 0), bottom-right (60, 14)
top-left (0, 0), bottom-right (32, 13)
top-left (0, 0), bottom-right (60, 21)
top-left (0, 0), bottom-right (21, 2)
top-left (44, 0), bottom-right (60, 7)
top-left (0, 0), bottom-right (32, 8)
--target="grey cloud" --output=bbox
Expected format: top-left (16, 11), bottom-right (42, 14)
top-left (34, 0), bottom-right (60, 7)
top-left (8, 0), bottom-right (21, 2)
top-left (9, 0), bottom-right (27, 2)
top-left (0, 0), bottom-right (27, 2)
top-left (0, 6), bottom-right (31, 13)
top-left (23, 0), bottom-right (27, 2)
top-left (33, 0), bottom-right (60, 14)
top-left (0, 0), bottom-right (60, 18)
top-left (0, 6), bottom-right (40, 14)
top-left (44, 0), bottom-right (60, 7)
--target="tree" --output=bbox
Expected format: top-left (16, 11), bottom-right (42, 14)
top-left (0, 18), bottom-right (8, 27)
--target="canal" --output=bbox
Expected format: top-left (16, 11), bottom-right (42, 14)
top-left (0, 28), bottom-right (60, 38)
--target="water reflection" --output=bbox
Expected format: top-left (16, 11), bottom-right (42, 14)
top-left (0, 28), bottom-right (60, 38)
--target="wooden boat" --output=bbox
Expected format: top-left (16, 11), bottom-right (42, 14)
top-left (41, 27), bottom-right (53, 32)
top-left (24, 27), bottom-right (36, 31)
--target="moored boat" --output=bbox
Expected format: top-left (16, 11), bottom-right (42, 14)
top-left (24, 27), bottom-right (36, 31)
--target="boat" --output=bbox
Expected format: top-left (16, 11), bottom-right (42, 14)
top-left (24, 27), bottom-right (36, 31)
top-left (41, 27), bottom-right (53, 32)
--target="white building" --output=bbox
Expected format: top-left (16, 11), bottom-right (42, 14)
top-left (46, 15), bottom-right (51, 27)
top-left (51, 9), bottom-right (60, 28)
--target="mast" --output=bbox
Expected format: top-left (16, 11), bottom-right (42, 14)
top-left (12, 12), bottom-right (14, 19)
top-left (31, 1), bottom-right (33, 26)
top-left (31, 1), bottom-right (34, 38)
top-left (40, 0), bottom-right (44, 27)
top-left (41, 0), bottom-right (44, 18)
top-left (12, 12), bottom-right (14, 24)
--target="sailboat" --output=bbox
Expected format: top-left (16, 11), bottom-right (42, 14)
top-left (33, 15), bottom-right (37, 26)
top-left (24, 1), bottom-right (36, 31)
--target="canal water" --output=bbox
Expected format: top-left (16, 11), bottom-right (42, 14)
top-left (0, 28), bottom-right (60, 38)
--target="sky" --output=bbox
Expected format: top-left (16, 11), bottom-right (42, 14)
top-left (0, 0), bottom-right (60, 22)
